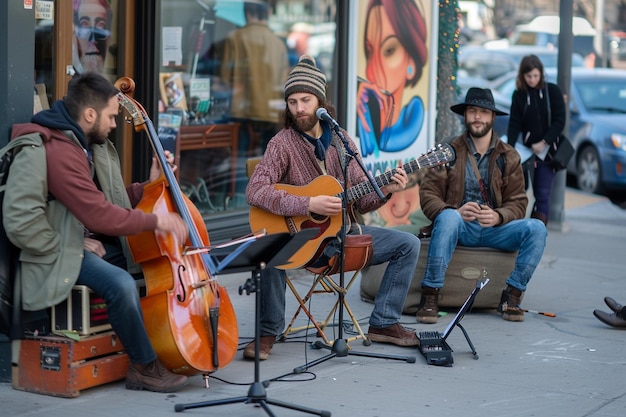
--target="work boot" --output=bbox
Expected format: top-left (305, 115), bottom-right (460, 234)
top-left (126, 359), bottom-right (188, 393)
top-left (498, 286), bottom-right (525, 322)
top-left (367, 323), bottom-right (420, 347)
top-left (243, 335), bottom-right (276, 361)
top-left (416, 286), bottom-right (439, 324)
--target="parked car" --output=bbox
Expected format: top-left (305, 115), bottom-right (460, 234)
top-left (458, 45), bottom-right (584, 81)
top-left (489, 67), bottom-right (626, 195)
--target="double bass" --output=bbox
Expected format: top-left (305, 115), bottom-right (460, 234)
top-left (115, 77), bottom-right (238, 376)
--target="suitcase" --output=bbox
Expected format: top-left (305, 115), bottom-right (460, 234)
top-left (12, 331), bottom-right (129, 398)
top-left (360, 238), bottom-right (517, 312)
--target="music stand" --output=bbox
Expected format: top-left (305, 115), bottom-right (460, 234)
top-left (174, 229), bottom-right (331, 417)
top-left (417, 278), bottom-right (490, 366)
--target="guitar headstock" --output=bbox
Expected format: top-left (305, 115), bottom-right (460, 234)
top-left (418, 143), bottom-right (456, 169)
top-left (115, 77), bottom-right (147, 130)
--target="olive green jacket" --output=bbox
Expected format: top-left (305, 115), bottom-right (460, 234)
top-left (3, 130), bottom-right (139, 311)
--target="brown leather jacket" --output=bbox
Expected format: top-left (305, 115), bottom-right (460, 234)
top-left (419, 132), bottom-right (528, 226)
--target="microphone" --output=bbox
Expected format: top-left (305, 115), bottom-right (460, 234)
top-left (316, 107), bottom-right (340, 131)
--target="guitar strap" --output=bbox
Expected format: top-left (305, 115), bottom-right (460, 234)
top-left (468, 153), bottom-right (492, 208)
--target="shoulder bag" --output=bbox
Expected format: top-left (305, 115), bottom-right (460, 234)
top-left (545, 84), bottom-right (574, 171)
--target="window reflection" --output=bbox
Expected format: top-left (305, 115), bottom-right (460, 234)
top-left (159, 0), bottom-right (337, 216)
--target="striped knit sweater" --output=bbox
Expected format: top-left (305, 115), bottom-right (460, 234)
top-left (246, 125), bottom-right (386, 218)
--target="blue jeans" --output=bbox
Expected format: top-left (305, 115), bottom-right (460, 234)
top-left (77, 250), bottom-right (156, 365)
top-left (532, 159), bottom-right (557, 218)
top-left (421, 209), bottom-right (547, 292)
top-left (257, 225), bottom-right (421, 335)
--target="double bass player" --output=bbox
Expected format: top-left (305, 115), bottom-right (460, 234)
top-left (4, 72), bottom-right (189, 393)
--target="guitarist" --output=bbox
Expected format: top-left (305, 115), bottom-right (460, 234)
top-left (245, 55), bottom-right (421, 360)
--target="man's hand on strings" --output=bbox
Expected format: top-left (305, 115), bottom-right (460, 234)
top-left (381, 162), bottom-right (408, 194)
top-left (309, 195), bottom-right (342, 217)
top-left (149, 150), bottom-right (177, 182)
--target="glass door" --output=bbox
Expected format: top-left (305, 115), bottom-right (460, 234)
top-left (34, 0), bottom-right (135, 182)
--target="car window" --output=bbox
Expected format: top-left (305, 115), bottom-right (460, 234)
top-left (492, 76), bottom-right (517, 99)
top-left (576, 79), bottom-right (626, 113)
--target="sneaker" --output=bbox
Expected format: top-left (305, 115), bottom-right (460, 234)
top-left (415, 286), bottom-right (439, 324)
top-left (243, 335), bottom-right (276, 361)
top-left (367, 323), bottom-right (420, 347)
top-left (498, 286), bottom-right (525, 322)
top-left (126, 359), bottom-right (188, 393)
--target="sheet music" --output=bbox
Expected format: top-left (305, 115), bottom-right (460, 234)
top-left (514, 142), bottom-right (533, 164)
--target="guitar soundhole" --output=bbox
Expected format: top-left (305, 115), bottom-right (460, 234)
top-left (309, 213), bottom-right (328, 223)
top-left (301, 217), bottom-right (330, 238)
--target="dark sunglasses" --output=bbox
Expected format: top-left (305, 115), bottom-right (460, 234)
top-left (75, 27), bottom-right (111, 41)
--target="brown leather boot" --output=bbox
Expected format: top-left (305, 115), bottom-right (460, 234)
top-left (126, 359), bottom-right (188, 393)
top-left (498, 286), bottom-right (525, 322)
top-left (416, 286), bottom-right (439, 324)
top-left (243, 335), bottom-right (275, 361)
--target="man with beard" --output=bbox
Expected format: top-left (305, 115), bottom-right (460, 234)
top-left (415, 88), bottom-right (547, 324)
top-left (73, 0), bottom-right (112, 74)
top-left (245, 55), bottom-right (421, 360)
top-left (3, 72), bottom-right (190, 392)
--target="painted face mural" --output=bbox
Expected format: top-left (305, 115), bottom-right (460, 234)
top-left (357, 0), bottom-right (428, 157)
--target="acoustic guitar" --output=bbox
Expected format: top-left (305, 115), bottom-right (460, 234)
top-left (249, 143), bottom-right (455, 269)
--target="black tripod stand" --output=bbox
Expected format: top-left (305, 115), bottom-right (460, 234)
top-left (293, 122), bottom-right (416, 374)
top-left (175, 230), bottom-right (330, 416)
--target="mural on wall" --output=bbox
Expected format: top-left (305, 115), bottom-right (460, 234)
top-left (356, 0), bottom-right (432, 230)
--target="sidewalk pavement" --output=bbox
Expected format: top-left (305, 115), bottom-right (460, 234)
top-left (1, 188), bottom-right (625, 417)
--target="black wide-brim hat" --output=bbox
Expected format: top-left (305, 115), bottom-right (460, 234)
top-left (450, 87), bottom-right (508, 116)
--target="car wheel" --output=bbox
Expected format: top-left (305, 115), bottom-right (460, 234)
top-left (576, 146), bottom-right (604, 194)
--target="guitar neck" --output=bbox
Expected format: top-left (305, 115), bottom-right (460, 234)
top-left (344, 158), bottom-right (420, 203)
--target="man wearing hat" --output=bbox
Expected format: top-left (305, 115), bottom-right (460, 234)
top-left (245, 55), bottom-right (421, 360)
top-left (415, 88), bottom-right (547, 324)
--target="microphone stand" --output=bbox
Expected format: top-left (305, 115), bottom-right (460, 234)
top-left (293, 124), bottom-right (415, 374)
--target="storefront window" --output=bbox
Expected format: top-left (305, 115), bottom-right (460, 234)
top-left (158, 0), bottom-right (337, 215)
top-left (34, 0), bottom-right (122, 108)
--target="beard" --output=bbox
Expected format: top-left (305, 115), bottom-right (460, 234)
top-left (465, 118), bottom-right (493, 138)
top-left (87, 116), bottom-right (107, 145)
top-left (294, 112), bottom-right (318, 133)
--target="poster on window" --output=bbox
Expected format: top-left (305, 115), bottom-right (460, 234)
top-left (72, 0), bottom-right (118, 78)
top-left (355, 0), bottom-right (436, 229)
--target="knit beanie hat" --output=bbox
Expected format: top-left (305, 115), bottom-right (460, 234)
top-left (284, 54), bottom-right (327, 101)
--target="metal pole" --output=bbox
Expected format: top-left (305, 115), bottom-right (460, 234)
top-left (595, 0), bottom-right (606, 67)
top-left (550, 0), bottom-right (573, 232)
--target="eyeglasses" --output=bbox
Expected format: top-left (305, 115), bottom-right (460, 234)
top-left (75, 27), bottom-right (111, 41)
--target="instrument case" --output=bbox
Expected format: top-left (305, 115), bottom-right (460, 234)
top-left (12, 331), bottom-right (128, 397)
top-left (360, 238), bottom-right (516, 311)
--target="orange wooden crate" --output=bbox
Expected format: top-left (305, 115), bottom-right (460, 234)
top-left (12, 331), bottom-right (128, 398)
